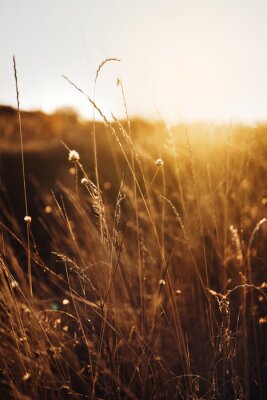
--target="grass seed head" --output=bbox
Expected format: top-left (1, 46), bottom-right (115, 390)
top-left (81, 177), bottom-right (89, 185)
top-left (24, 215), bottom-right (32, 224)
top-left (155, 158), bottom-right (164, 167)
top-left (68, 150), bottom-right (80, 162)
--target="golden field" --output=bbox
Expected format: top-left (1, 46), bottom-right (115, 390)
top-left (0, 100), bottom-right (267, 399)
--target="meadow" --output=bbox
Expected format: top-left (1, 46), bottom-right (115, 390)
top-left (0, 76), bottom-right (267, 399)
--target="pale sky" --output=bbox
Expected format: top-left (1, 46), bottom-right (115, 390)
top-left (1, 0), bottom-right (267, 123)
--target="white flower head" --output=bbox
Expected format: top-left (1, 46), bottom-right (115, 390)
top-left (24, 215), bottom-right (32, 224)
top-left (155, 158), bottom-right (164, 167)
top-left (68, 150), bottom-right (80, 162)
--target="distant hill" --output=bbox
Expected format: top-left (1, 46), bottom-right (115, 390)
top-left (0, 105), bottom-right (96, 151)
top-left (0, 105), bottom-right (158, 152)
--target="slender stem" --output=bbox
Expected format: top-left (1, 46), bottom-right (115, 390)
top-left (13, 56), bottom-right (32, 297)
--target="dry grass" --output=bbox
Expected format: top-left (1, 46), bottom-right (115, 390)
top-left (0, 64), bottom-right (267, 399)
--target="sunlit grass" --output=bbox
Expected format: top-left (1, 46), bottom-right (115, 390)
top-left (0, 62), bottom-right (266, 400)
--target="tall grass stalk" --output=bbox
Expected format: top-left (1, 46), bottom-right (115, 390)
top-left (13, 56), bottom-right (32, 297)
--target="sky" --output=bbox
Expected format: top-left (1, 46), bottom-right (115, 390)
top-left (1, 0), bottom-right (267, 123)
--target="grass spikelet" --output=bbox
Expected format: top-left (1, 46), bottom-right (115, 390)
top-left (95, 57), bottom-right (121, 83)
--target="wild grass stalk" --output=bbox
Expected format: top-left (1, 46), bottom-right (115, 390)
top-left (13, 56), bottom-right (32, 297)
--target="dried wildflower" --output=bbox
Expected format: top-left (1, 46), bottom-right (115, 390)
top-left (68, 150), bottom-right (80, 162)
top-left (81, 177), bottom-right (89, 185)
top-left (24, 215), bottom-right (32, 224)
top-left (159, 279), bottom-right (166, 286)
top-left (155, 158), bottom-right (164, 167)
